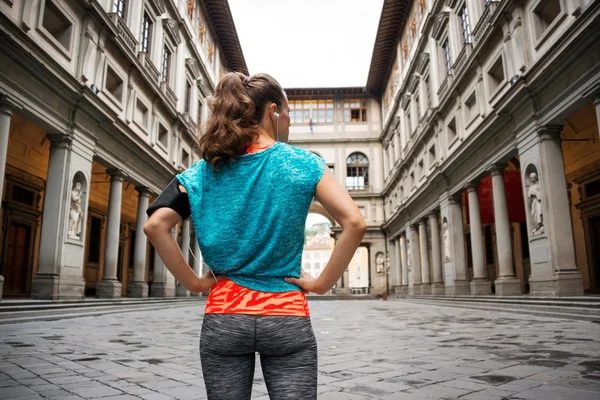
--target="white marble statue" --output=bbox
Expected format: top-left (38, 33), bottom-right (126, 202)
top-left (528, 172), bottom-right (544, 235)
top-left (68, 182), bottom-right (84, 239)
top-left (443, 220), bottom-right (450, 261)
top-left (376, 253), bottom-right (384, 274)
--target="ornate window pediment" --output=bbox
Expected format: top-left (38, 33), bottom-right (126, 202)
top-left (185, 58), bottom-right (201, 80)
top-left (416, 53), bottom-right (430, 75)
top-left (162, 18), bottom-right (181, 46)
top-left (401, 93), bottom-right (412, 110)
top-left (432, 9), bottom-right (451, 40)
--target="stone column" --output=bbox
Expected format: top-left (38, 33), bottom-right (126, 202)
top-left (399, 234), bottom-right (408, 295)
top-left (97, 169), bottom-right (124, 298)
top-left (429, 212), bottom-right (444, 294)
top-left (150, 247), bottom-right (166, 297)
top-left (440, 194), bottom-right (470, 295)
top-left (0, 102), bottom-right (11, 300)
top-left (393, 238), bottom-right (401, 295)
top-left (517, 125), bottom-right (583, 296)
top-left (467, 183), bottom-right (492, 295)
top-left (176, 219), bottom-right (191, 297)
top-left (407, 224), bottom-right (421, 296)
top-left (418, 220), bottom-right (431, 294)
top-left (190, 231), bottom-right (201, 297)
top-left (127, 187), bottom-right (150, 297)
top-left (490, 165), bottom-right (521, 295)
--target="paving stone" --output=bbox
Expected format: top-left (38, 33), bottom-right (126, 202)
top-left (0, 301), bottom-right (599, 400)
top-left (0, 385), bottom-right (37, 399)
top-left (510, 385), bottom-right (600, 400)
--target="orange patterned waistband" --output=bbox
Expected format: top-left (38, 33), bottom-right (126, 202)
top-left (205, 279), bottom-right (310, 316)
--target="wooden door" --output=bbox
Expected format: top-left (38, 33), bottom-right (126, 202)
top-left (4, 221), bottom-right (31, 296)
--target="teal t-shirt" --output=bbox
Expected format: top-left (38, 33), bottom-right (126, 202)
top-left (176, 142), bottom-right (326, 292)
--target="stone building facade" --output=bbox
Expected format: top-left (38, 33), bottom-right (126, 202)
top-left (286, 88), bottom-right (387, 295)
top-left (372, 0), bottom-right (600, 296)
top-left (0, 0), bottom-right (247, 299)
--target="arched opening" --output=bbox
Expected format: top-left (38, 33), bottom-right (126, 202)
top-left (346, 152), bottom-right (370, 192)
top-left (302, 213), bottom-right (334, 292)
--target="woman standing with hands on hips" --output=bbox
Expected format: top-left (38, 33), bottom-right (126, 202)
top-left (144, 72), bottom-right (366, 400)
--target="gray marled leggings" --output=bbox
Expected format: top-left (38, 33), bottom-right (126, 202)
top-left (200, 314), bottom-right (318, 400)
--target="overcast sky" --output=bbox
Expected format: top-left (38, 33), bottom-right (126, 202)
top-left (228, 0), bottom-right (384, 88)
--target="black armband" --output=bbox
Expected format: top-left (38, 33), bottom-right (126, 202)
top-left (146, 178), bottom-right (191, 219)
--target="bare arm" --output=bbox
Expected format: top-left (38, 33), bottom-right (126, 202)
top-left (285, 168), bottom-right (367, 294)
top-left (143, 206), bottom-right (217, 293)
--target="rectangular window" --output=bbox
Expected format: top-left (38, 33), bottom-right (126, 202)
top-left (465, 91), bottom-right (477, 122)
top-left (42, 0), bottom-right (73, 51)
top-left (289, 100), bottom-right (334, 124)
top-left (448, 117), bottom-right (457, 144)
top-left (158, 123), bottom-right (168, 148)
top-left (161, 45), bottom-right (171, 83)
top-left (140, 12), bottom-right (152, 53)
top-left (533, 0), bottom-right (561, 39)
top-left (344, 99), bottom-right (367, 122)
top-left (184, 81), bottom-right (191, 113)
top-left (181, 149), bottom-right (190, 168)
top-left (487, 56), bottom-right (505, 94)
top-left (113, 0), bottom-right (126, 18)
top-left (135, 99), bottom-right (149, 128)
top-left (414, 91), bottom-right (421, 120)
top-left (105, 65), bottom-right (124, 102)
top-left (460, 3), bottom-right (472, 44)
top-left (442, 39), bottom-right (451, 75)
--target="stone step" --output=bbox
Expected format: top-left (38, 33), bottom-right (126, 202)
top-left (401, 298), bottom-right (600, 322)
top-left (0, 297), bottom-right (202, 312)
top-left (409, 294), bottom-right (600, 308)
top-left (0, 298), bottom-right (204, 325)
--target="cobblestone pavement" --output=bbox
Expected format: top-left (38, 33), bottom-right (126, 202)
top-left (1, 300), bottom-right (599, 400)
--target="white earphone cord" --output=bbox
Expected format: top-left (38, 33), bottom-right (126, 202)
top-left (188, 245), bottom-right (218, 282)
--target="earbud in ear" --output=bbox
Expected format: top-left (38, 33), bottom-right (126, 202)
top-left (274, 112), bottom-right (280, 118)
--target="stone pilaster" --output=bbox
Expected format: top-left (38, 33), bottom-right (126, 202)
top-left (0, 101), bottom-right (11, 300)
top-left (490, 165), bottom-right (521, 295)
top-left (440, 194), bottom-right (470, 296)
top-left (407, 223), bottom-right (421, 296)
top-left (419, 219), bottom-right (431, 294)
top-left (467, 183), bottom-right (492, 295)
top-left (127, 187), bottom-right (150, 298)
top-left (32, 132), bottom-right (93, 300)
top-left (176, 219), bottom-right (191, 297)
top-left (97, 169), bottom-right (124, 298)
top-left (428, 212), bottom-right (445, 295)
top-left (517, 125), bottom-right (584, 296)
top-left (400, 234), bottom-right (408, 295)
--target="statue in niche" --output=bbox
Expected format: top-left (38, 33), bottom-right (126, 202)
top-left (376, 253), bottom-right (384, 274)
top-left (443, 220), bottom-right (450, 261)
top-left (68, 181), bottom-right (84, 239)
top-left (528, 172), bottom-right (544, 235)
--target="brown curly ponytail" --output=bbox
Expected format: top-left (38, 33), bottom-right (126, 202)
top-left (198, 72), bottom-right (286, 169)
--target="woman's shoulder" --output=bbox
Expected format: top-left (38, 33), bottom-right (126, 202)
top-left (277, 143), bottom-right (323, 163)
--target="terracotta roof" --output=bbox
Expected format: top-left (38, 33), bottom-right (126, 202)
top-left (285, 87), bottom-right (369, 97)
top-left (203, 0), bottom-right (248, 75)
top-left (366, 0), bottom-right (412, 97)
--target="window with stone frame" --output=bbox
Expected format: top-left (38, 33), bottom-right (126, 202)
top-left (346, 152), bottom-right (369, 189)
top-left (423, 74), bottom-right (432, 109)
top-left (161, 44), bottom-right (171, 83)
top-left (140, 12), bottom-right (152, 53)
top-left (344, 99), bottom-right (368, 122)
top-left (441, 38), bottom-right (452, 75)
top-left (197, 100), bottom-right (203, 125)
top-left (42, 0), bottom-right (73, 52)
top-left (532, 0), bottom-right (562, 40)
top-left (113, 0), bottom-right (126, 18)
top-left (459, 2), bottom-right (472, 44)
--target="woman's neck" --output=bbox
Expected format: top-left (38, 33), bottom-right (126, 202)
top-left (254, 128), bottom-right (277, 146)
